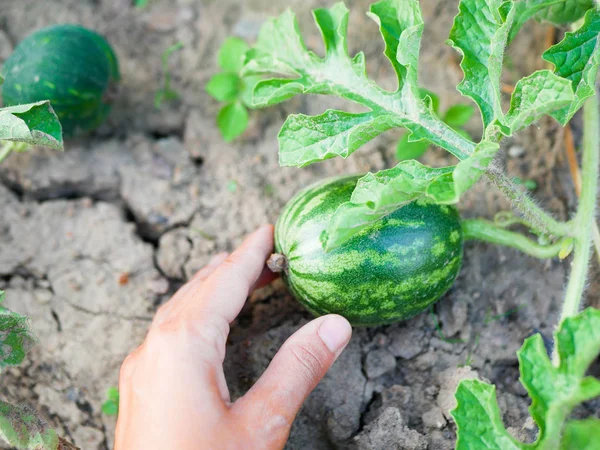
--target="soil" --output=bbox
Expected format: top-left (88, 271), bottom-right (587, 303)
top-left (0, 1), bottom-right (598, 449)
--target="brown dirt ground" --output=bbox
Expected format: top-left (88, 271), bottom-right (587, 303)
top-left (1, 0), bottom-right (598, 449)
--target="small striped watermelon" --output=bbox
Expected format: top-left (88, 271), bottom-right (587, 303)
top-left (271, 175), bottom-right (463, 326)
top-left (2, 25), bottom-right (120, 136)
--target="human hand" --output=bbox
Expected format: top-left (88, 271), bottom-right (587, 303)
top-left (115, 225), bottom-right (353, 450)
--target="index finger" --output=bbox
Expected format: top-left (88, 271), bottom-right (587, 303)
top-left (172, 224), bottom-right (275, 324)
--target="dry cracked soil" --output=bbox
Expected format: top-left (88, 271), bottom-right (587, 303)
top-left (1, 0), bottom-right (599, 449)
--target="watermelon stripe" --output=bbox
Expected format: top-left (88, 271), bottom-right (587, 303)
top-left (2, 25), bottom-right (119, 136)
top-left (275, 175), bottom-right (463, 326)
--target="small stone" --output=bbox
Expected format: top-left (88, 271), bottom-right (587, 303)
top-left (149, 277), bottom-right (169, 295)
top-left (438, 298), bottom-right (468, 338)
top-left (422, 406), bottom-right (447, 429)
top-left (508, 145), bottom-right (525, 158)
top-left (157, 229), bottom-right (193, 279)
top-left (353, 407), bottom-right (427, 450)
top-left (389, 325), bottom-right (427, 359)
top-left (33, 289), bottom-right (53, 305)
top-left (365, 348), bottom-right (397, 379)
top-left (72, 426), bottom-right (104, 450)
top-left (381, 385), bottom-right (412, 408)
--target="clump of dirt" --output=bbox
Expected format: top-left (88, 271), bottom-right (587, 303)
top-left (0, 1), bottom-right (595, 449)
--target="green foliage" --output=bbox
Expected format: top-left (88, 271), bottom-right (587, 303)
top-left (536, 0), bottom-right (595, 25)
top-left (452, 308), bottom-right (600, 449)
top-left (0, 291), bottom-right (64, 449)
top-left (0, 291), bottom-right (36, 370)
top-left (543, 8), bottom-right (600, 125)
top-left (447, 0), bottom-right (514, 135)
top-left (509, 0), bottom-right (594, 41)
top-left (0, 75), bottom-right (63, 161)
top-left (0, 102), bottom-right (63, 151)
top-left (0, 402), bottom-right (59, 450)
top-left (134, 0), bottom-right (150, 7)
top-left (217, 103), bottom-right (249, 143)
top-left (240, 0), bottom-right (585, 250)
top-left (155, 42), bottom-right (184, 109)
top-left (206, 37), bottom-right (258, 142)
top-left (101, 387), bottom-right (120, 416)
top-left (396, 89), bottom-right (475, 161)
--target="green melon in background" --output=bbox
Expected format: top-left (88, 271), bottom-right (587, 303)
top-left (271, 176), bottom-right (464, 326)
top-left (1, 24), bottom-right (120, 136)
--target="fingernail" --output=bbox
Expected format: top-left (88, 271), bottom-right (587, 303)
top-left (318, 315), bottom-right (352, 354)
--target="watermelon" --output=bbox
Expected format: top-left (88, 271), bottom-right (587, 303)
top-left (271, 175), bottom-right (463, 326)
top-left (1, 25), bottom-right (120, 136)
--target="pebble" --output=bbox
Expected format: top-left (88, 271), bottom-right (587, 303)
top-left (422, 406), bottom-right (447, 429)
top-left (365, 348), bottom-right (397, 379)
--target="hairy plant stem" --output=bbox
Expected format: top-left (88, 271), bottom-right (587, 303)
top-left (462, 219), bottom-right (564, 259)
top-left (558, 94), bottom-right (599, 329)
top-left (485, 167), bottom-right (570, 237)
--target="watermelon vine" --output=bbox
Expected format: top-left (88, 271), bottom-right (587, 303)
top-left (216, 0), bottom-right (600, 447)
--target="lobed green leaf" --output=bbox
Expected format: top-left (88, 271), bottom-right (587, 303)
top-left (543, 9), bottom-right (600, 124)
top-left (367, 0), bottom-right (423, 91)
top-left (323, 140), bottom-right (497, 250)
top-left (452, 380), bottom-right (523, 450)
top-left (0, 102), bottom-right (63, 150)
top-left (509, 0), bottom-right (561, 42)
top-left (536, 0), bottom-right (595, 25)
top-left (447, 0), bottom-right (515, 134)
top-left (0, 291), bottom-right (36, 370)
top-left (395, 133), bottom-right (430, 161)
top-left (279, 110), bottom-right (398, 167)
top-left (0, 401), bottom-right (59, 450)
top-left (504, 70), bottom-right (575, 133)
top-left (560, 419), bottom-right (600, 450)
top-left (453, 308), bottom-right (600, 450)
top-left (443, 104), bottom-right (475, 128)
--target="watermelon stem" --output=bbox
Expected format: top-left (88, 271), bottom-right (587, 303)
top-left (556, 93), bottom-right (599, 344)
top-left (462, 219), bottom-right (566, 259)
top-left (267, 253), bottom-right (288, 274)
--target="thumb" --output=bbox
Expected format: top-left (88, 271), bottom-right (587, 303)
top-left (231, 315), bottom-right (352, 445)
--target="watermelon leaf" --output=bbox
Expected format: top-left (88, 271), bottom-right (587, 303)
top-left (279, 111), bottom-right (399, 167)
top-left (0, 102), bottom-right (63, 150)
top-left (503, 70), bottom-right (575, 133)
top-left (323, 141), bottom-right (498, 251)
top-left (443, 104), bottom-right (475, 128)
top-left (508, 0), bottom-right (595, 41)
top-left (452, 308), bottom-right (600, 450)
top-left (243, 0), bottom-right (476, 163)
top-left (536, 0), bottom-right (595, 25)
top-left (509, 0), bottom-right (561, 42)
top-left (447, 0), bottom-right (514, 136)
top-left (0, 291), bottom-right (36, 370)
top-left (561, 419), bottom-right (600, 449)
top-left (395, 133), bottom-right (430, 161)
top-left (0, 401), bottom-right (61, 450)
top-left (543, 8), bottom-right (600, 125)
